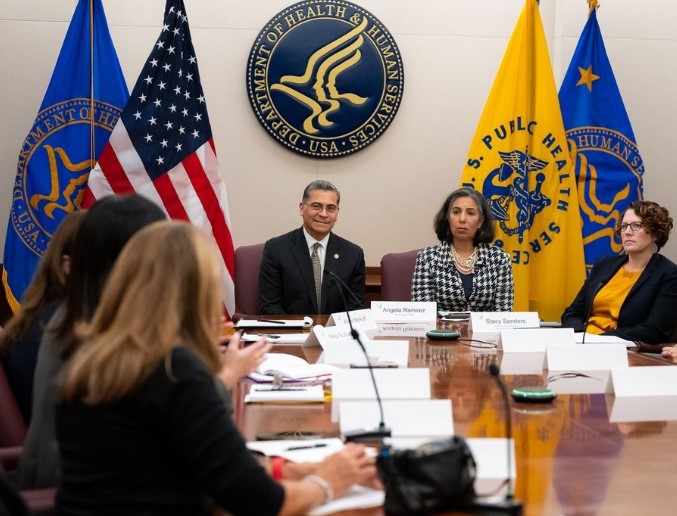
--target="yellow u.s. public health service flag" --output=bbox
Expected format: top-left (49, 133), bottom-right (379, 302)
top-left (461, 0), bottom-right (586, 321)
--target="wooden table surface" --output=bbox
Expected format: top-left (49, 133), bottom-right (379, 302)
top-left (233, 320), bottom-right (677, 515)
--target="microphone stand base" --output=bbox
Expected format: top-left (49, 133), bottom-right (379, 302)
top-left (342, 427), bottom-right (392, 443)
top-left (470, 498), bottom-right (523, 516)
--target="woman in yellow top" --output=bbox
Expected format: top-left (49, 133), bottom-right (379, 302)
top-left (561, 201), bottom-right (677, 344)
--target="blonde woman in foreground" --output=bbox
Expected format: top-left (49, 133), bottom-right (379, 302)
top-left (56, 221), bottom-right (377, 516)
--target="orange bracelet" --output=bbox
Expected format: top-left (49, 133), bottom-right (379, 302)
top-left (271, 456), bottom-right (286, 481)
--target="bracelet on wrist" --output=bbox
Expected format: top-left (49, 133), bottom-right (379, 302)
top-left (271, 456), bottom-right (286, 481)
top-left (303, 474), bottom-right (334, 504)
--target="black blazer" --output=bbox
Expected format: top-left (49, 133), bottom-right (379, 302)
top-left (561, 253), bottom-right (677, 343)
top-left (258, 228), bottom-right (366, 315)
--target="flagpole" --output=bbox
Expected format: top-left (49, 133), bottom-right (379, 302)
top-left (89, 0), bottom-right (95, 172)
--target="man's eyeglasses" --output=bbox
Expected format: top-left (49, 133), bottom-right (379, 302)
top-left (618, 221), bottom-right (645, 232)
top-left (303, 203), bottom-right (338, 214)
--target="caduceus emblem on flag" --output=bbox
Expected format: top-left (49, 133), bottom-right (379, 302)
top-left (481, 149), bottom-right (552, 244)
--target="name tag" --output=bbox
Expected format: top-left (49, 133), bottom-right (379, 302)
top-left (370, 301), bottom-right (437, 323)
top-left (304, 324), bottom-right (364, 348)
top-left (470, 312), bottom-right (539, 332)
top-left (326, 308), bottom-right (378, 332)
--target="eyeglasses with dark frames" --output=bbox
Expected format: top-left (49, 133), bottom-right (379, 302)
top-left (618, 221), bottom-right (644, 232)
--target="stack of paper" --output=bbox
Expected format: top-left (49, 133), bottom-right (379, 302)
top-left (245, 384), bottom-right (325, 403)
top-left (248, 352), bottom-right (339, 382)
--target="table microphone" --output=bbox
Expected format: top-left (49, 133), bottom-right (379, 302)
top-left (324, 270), bottom-right (392, 442)
top-left (470, 364), bottom-right (523, 515)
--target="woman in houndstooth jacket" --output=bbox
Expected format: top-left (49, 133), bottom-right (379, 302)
top-left (411, 188), bottom-right (514, 312)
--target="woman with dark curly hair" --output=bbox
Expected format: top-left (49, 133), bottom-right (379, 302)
top-left (562, 200), bottom-right (677, 344)
top-left (411, 187), bottom-right (514, 311)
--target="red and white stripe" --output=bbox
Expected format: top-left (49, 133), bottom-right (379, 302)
top-left (84, 124), bottom-right (236, 317)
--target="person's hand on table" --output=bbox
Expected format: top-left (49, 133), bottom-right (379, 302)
top-left (661, 344), bottom-right (677, 363)
top-left (311, 443), bottom-right (381, 498)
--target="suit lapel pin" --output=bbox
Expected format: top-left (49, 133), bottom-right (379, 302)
top-left (334, 254), bottom-right (339, 259)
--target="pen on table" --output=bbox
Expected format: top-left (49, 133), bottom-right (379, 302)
top-left (256, 319), bottom-right (286, 324)
top-left (285, 443), bottom-right (328, 451)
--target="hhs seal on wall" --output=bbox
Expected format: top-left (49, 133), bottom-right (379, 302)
top-left (246, 0), bottom-right (404, 158)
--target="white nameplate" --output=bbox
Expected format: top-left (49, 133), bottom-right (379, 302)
top-left (467, 438), bottom-right (516, 499)
top-left (546, 369), bottom-right (613, 394)
top-left (331, 368), bottom-right (430, 420)
top-left (611, 366), bottom-right (677, 397)
top-left (339, 400), bottom-right (452, 439)
top-left (545, 344), bottom-right (628, 371)
top-left (304, 324), bottom-right (369, 348)
top-left (501, 328), bottom-right (575, 352)
top-left (326, 308), bottom-right (378, 333)
top-left (323, 339), bottom-right (409, 367)
top-left (610, 395), bottom-right (677, 422)
top-left (498, 352), bottom-right (546, 375)
top-left (470, 312), bottom-right (540, 332)
top-left (370, 301), bottom-right (437, 323)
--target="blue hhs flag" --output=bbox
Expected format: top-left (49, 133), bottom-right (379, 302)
top-left (2, 0), bottom-right (128, 310)
top-left (559, 5), bottom-right (644, 272)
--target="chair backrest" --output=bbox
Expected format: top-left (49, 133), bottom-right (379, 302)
top-left (380, 249), bottom-right (423, 301)
top-left (0, 359), bottom-right (27, 447)
top-left (234, 243), bottom-right (265, 316)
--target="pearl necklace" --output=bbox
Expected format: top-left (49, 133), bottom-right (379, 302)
top-left (450, 244), bottom-right (477, 274)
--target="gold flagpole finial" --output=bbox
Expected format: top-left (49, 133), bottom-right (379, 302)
top-left (588, 0), bottom-right (600, 15)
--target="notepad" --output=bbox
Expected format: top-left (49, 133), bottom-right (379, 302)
top-left (248, 352), bottom-right (339, 382)
top-left (245, 384), bottom-right (325, 403)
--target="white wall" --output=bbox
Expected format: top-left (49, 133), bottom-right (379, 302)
top-left (2, 0), bottom-right (676, 266)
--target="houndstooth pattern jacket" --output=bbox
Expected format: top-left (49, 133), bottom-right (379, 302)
top-left (411, 242), bottom-right (514, 312)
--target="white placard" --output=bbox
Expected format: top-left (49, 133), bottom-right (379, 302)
top-left (611, 366), bottom-right (677, 397)
top-left (303, 324), bottom-right (369, 348)
top-left (370, 301), bottom-right (437, 323)
top-left (466, 438), bottom-right (516, 498)
top-left (501, 328), bottom-right (575, 352)
top-left (339, 399), bottom-right (453, 438)
top-left (610, 395), bottom-right (677, 422)
top-left (498, 352), bottom-right (546, 375)
top-left (470, 312), bottom-right (540, 332)
top-left (332, 368), bottom-right (430, 420)
top-left (545, 344), bottom-right (628, 371)
top-left (323, 339), bottom-right (409, 367)
top-left (546, 369), bottom-right (612, 394)
top-left (326, 308), bottom-right (378, 332)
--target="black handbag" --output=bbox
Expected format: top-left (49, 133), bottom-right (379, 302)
top-left (376, 436), bottom-right (477, 515)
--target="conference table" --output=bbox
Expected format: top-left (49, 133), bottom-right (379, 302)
top-left (233, 317), bottom-right (677, 515)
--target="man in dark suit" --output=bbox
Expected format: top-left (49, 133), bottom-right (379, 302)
top-left (259, 180), bottom-right (366, 315)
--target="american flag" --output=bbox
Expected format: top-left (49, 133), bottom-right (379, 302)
top-left (83, 0), bottom-right (235, 316)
